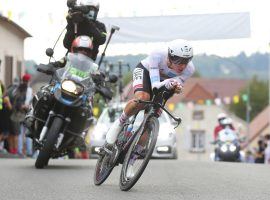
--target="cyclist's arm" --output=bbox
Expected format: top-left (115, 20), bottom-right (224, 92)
top-left (148, 54), bottom-right (162, 89)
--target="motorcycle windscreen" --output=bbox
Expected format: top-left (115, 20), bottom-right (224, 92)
top-left (55, 53), bottom-right (97, 92)
top-left (218, 128), bottom-right (238, 142)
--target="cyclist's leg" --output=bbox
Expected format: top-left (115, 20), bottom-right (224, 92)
top-left (106, 64), bottom-right (151, 145)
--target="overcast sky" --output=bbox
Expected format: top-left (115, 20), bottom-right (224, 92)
top-left (0, 0), bottom-right (269, 63)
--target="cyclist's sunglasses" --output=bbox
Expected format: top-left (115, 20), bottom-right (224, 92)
top-left (168, 54), bottom-right (193, 65)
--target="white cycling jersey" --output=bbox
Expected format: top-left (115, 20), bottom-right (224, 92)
top-left (141, 48), bottom-right (195, 89)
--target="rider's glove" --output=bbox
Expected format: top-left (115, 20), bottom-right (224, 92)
top-left (164, 79), bottom-right (178, 89)
top-left (164, 79), bottom-right (183, 94)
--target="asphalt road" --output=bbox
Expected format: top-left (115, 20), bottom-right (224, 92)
top-left (0, 159), bottom-right (269, 200)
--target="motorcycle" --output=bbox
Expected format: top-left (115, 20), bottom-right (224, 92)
top-left (211, 128), bottom-right (243, 162)
top-left (25, 49), bottom-right (117, 169)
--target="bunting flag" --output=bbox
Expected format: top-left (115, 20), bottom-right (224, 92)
top-left (206, 99), bottom-right (212, 106)
top-left (242, 94), bottom-right (248, 102)
top-left (177, 102), bottom-right (185, 110)
top-left (168, 103), bottom-right (175, 111)
top-left (214, 98), bottom-right (222, 106)
top-left (187, 101), bottom-right (194, 110)
top-left (233, 95), bottom-right (240, 104)
top-left (197, 99), bottom-right (204, 105)
top-left (223, 97), bottom-right (231, 105)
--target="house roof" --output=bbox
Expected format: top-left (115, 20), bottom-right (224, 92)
top-left (0, 15), bottom-right (31, 38)
top-left (121, 78), bottom-right (247, 103)
top-left (245, 106), bottom-right (270, 146)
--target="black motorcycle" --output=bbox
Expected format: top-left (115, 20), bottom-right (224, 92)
top-left (212, 128), bottom-right (242, 162)
top-left (25, 50), bottom-right (116, 169)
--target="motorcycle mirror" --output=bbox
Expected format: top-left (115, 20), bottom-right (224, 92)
top-left (109, 74), bottom-right (118, 83)
top-left (46, 48), bottom-right (54, 57)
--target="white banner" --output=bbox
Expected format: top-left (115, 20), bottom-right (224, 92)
top-left (100, 12), bottom-right (250, 43)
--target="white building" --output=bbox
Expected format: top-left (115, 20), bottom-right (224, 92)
top-left (0, 16), bottom-right (31, 86)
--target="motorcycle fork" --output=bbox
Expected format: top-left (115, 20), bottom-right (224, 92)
top-left (55, 117), bottom-right (71, 149)
top-left (39, 111), bottom-right (55, 141)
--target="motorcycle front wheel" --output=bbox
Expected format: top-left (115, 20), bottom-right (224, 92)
top-left (35, 117), bottom-right (63, 169)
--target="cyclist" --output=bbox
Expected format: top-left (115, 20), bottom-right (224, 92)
top-left (105, 39), bottom-right (195, 149)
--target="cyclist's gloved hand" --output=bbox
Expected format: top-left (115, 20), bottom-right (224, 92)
top-left (164, 79), bottom-right (183, 94)
top-left (174, 82), bottom-right (183, 94)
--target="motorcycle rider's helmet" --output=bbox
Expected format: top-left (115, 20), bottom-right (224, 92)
top-left (217, 113), bottom-right (227, 123)
top-left (71, 35), bottom-right (94, 58)
top-left (80, 0), bottom-right (100, 21)
top-left (168, 39), bottom-right (193, 65)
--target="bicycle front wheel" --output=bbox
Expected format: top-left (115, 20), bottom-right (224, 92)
top-left (119, 116), bottom-right (159, 191)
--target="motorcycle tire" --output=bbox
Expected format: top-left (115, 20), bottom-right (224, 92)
top-left (35, 117), bottom-right (63, 169)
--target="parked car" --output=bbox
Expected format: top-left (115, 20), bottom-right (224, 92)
top-left (89, 103), bottom-right (178, 159)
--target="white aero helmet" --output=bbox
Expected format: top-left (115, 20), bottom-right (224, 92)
top-left (80, 0), bottom-right (100, 20)
top-left (168, 39), bottom-right (193, 64)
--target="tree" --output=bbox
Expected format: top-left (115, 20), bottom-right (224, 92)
top-left (229, 76), bottom-right (269, 121)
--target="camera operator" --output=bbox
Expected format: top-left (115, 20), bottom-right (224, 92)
top-left (64, 0), bottom-right (107, 61)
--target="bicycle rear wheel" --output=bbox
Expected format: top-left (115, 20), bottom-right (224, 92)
top-left (119, 116), bottom-right (159, 191)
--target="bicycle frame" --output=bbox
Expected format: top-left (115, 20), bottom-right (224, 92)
top-left (120, 88), bottom-right (182, 153)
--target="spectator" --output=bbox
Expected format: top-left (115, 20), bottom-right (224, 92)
top-left (264, 134), bottom-right (270, 164)
top-left (10, 74), bottom-right (33, 157)
top-left (254, 140), bottom-right (265, 163)
top-left (0, 80), bottom-right (12, 153)
top-left (245, 150), bottom-right (255, 163)
top-left (6, 77), bottom-right (20, 154)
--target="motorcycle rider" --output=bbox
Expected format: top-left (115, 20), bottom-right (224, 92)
top-left (214, 114), bottom-right (236, 140)
top-left (64, 0), bottom-right (107, 61)
top-left (213, 113), bottom-right (227, 140)
top-left (103, 39), bottom-right (195, 175)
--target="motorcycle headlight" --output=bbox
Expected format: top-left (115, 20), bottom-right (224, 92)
top-left (221, 145), bottom-right (228, 152)
top-left (229, 144), bottom-right (237, 152)
top-left (61, 80), bottom-right (83, 95)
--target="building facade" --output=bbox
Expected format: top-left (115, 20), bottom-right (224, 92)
top-left (0, 16), bottom-right (31, 87)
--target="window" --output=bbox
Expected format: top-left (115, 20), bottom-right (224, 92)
top-left (192, 110), bottom-right (204, 120)
top-left (190, 130), bottom-right (205, 152)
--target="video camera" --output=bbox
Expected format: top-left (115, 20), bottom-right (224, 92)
top-left (67, 0), bottom-right (90, 15)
